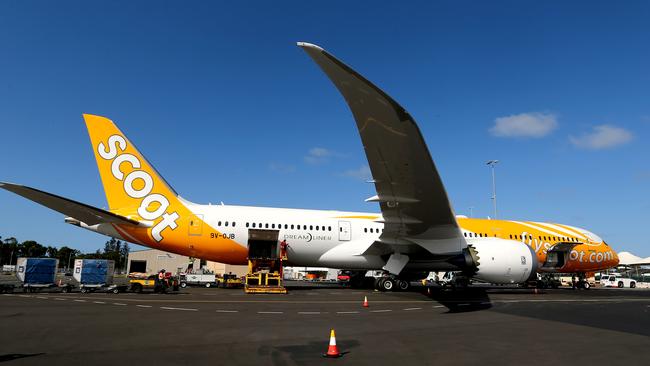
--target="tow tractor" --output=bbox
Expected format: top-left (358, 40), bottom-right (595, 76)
top-left (244, 230), bottom-right (287, 294)
top-left (129, 272), bottom-right (179, 293)
top-left (217, 273), bottom-right (243, 288)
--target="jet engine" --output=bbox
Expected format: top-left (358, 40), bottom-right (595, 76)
top-left (469, 238), bottom-right (538, 284)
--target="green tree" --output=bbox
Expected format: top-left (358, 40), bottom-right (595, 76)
top-left (20, 240), bottom-right (46, 258)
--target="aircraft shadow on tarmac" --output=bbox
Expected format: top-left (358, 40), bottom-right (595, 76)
top-left (260, 340), bottom-right (358, 366)
top-left (422, 288), bottom-right (492, 313)
top-left (0, 353), bottom-right (45, 363)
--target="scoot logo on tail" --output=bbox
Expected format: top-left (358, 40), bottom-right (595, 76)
top-left (98, 134), bottom-right (179, 242)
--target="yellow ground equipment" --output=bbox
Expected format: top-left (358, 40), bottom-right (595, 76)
top-left (129, 273), bottom-right (179, 293)
top-left (244, 230), bottom-right (287, 294)
top-left (217, 273), bottom-right (243, 288)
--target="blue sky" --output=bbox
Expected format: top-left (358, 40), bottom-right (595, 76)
top-left (1, 1), bottom-right (649, 256)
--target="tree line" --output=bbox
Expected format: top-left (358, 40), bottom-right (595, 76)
top-left (0, 235), bottom-right (129, 271)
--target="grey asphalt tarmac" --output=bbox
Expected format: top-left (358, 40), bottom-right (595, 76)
top-left (1, 287), bottom-right (649, 366)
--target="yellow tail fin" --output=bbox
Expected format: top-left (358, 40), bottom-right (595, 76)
top-left (84, 114), bottom-right (180, 241)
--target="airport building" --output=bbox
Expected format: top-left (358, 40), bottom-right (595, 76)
top-left (127, 249), bottom-right (247, 276)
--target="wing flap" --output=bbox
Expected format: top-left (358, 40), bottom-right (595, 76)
top-left (0, 182), bottom-right (141, 227)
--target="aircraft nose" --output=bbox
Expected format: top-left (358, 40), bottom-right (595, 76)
top-left (611, 249), bottom-right (620, 266)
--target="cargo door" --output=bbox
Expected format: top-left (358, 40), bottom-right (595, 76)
top-left (188, 214), bottom-right (203, 236)
top-left (338, 221), bottom-right (351, 241)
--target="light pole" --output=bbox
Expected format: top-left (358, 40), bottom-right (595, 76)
top-left (67, 251), bottom-right (73, 272)
top-left (486, 160), bottom-right (499, 220)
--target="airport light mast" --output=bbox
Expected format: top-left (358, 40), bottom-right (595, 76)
top-left (486, 160), bottom-right (499, 220)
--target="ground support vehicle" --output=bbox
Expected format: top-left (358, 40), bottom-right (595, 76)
top-left (16, 258), bottom-right (73, 292)
top-left (21, 283), bottom-right (74, 293)
top-left (244, 232), bottom-right (287, 294)
top-left (601, 275), bottom-right (636, 288)
top-left (79, 283), bottom-right (129, 294)
top-left (217, 274), bottom-right (243, 288)
top-left (179, 272), bottom-right (217, 288)
top-left (129, 274), bottom-right (179, 293)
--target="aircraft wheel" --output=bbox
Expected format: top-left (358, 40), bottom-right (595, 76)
top-left (381, 278), bottom-right (395, 292)
top-left (374, 278), bottom-right (384, 290)
top-left (205, 283), bottom-right (211, 288)
top-left (398, 280), bottom-right (410, 291)
top-left (180, 282), bottom-right (187, 288)
top-left (112, 288), bottom-right (120, 294)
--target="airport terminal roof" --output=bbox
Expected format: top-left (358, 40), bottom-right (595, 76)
top-left (618, 252), bottom-right (650, 266)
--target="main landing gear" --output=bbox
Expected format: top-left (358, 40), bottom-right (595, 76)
top-left (375, 276), bottom-right (410, 292)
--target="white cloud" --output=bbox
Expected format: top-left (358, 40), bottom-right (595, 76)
top-left (569, 125), bottom-right (633, 150)
top-left (489, 112), bottom-right (558, 138)
top-left (304, 147), bottom-right (342, 164)
top-left (341, 165), bottom-right (372, 181)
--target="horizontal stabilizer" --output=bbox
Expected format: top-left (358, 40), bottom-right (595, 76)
top-left (0, 182), bottom-right (140, 227)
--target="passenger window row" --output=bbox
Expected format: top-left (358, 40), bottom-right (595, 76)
top-left (462, 232), bottom-right (579, 242)
top-left (508, 234), bottom-right (578, 242)
top-left (233, 222), bottom-right (334, 232)
top-left (363, 228), bottom-right (383, 234)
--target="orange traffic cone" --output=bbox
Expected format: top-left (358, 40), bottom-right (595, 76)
top-left (363, 296), bottom-right (369, 308)
top-left (323, 329), bottom-right (342, 358)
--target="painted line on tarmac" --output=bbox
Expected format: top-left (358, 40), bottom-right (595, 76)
top-left (160, 306), bottom-right (198, 311)
top-left (74, 299), bottom-right (87, 303)
top-left (493, 298), bottom-right (650, 303)
top-left (298, 311), bottom-right (322, 315)
top-left (370, 309), bottom-right (392, 313)
top-left (18, 295), bottom-right (31, 298)
top-left (433, 305), bottom-right (444, 308)
top-left (136, 305), bottom-right (152, 308)
top-left (336, 311), bottom-right (359, 314)
top-left (93, 301), bottom-right (106, 304)
top-left (403, 307), bottom-right (422, 311)
top-left (54, 298), bottom-right (66, 301)
top-left (258, 311), bottom-right (284, 314)
top-left (36, 296), bottom-right (48, 299)
top-left (216, 310), bottom-right (239, 313)
top-left (113, 303), bottom-right (127, 306)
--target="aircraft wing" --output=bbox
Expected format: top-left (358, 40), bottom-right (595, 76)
top-left (0, 182), bottom-right (140, 227)
top-left (299, 43), bottom-right (464, 254)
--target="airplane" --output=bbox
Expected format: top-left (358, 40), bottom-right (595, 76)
top-left (0, 42), bottom-right (618, 291)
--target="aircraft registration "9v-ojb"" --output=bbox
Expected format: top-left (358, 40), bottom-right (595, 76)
top-left (0, 42), bottom-right (618, 290)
